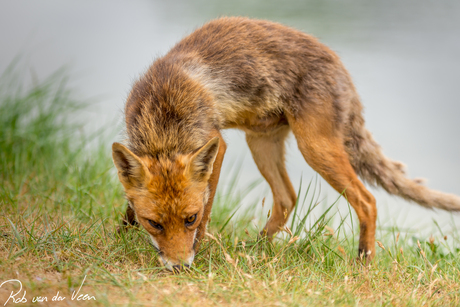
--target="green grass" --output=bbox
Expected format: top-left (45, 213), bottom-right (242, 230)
top-left (1, 66), bottom-right (460, 306)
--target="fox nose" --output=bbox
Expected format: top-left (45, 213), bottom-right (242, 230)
top-left (172, 264), bottom-right (190, 272)
top-left (172, 265), bottom-right (181, 272)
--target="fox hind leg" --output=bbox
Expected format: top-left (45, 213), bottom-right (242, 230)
top-left (287, 111), bottom-right (377, 261)
top-left (246, 126), bottom-right (297, 237)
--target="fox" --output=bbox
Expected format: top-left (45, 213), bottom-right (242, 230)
top-left (112, 16), bottom-right (460, 271)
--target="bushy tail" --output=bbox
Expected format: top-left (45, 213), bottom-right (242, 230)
top-left (345, 110), bottom-right (460, 211)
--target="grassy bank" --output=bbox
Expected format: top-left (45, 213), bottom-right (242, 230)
top-left (1, 68), bottom-right (459, 306)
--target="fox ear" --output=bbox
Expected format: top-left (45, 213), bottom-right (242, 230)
top-left (187, 137), bottom-right (220, 183)
top-left (112, 143), bottom-right (149, 189)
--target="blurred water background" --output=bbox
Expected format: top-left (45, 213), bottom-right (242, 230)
top-left (1, 0), bottom-right (459, 236)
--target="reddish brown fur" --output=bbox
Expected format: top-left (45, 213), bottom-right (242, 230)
top-left (112, 17), bottom-right (460, 269)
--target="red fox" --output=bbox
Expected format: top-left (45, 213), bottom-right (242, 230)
top-left (112, 17), bottom-right (460, 270)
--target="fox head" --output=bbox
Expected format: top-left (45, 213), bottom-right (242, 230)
top-left (112, 137), bottom-right (220, 271)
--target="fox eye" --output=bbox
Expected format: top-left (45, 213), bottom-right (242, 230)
top-left (148, 220), bottom-right (164, 231)
top-left (185, 214), bottom-right (197, 226)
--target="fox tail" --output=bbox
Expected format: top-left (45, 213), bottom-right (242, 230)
top-left (345, 105), bottom-right (460, 211)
